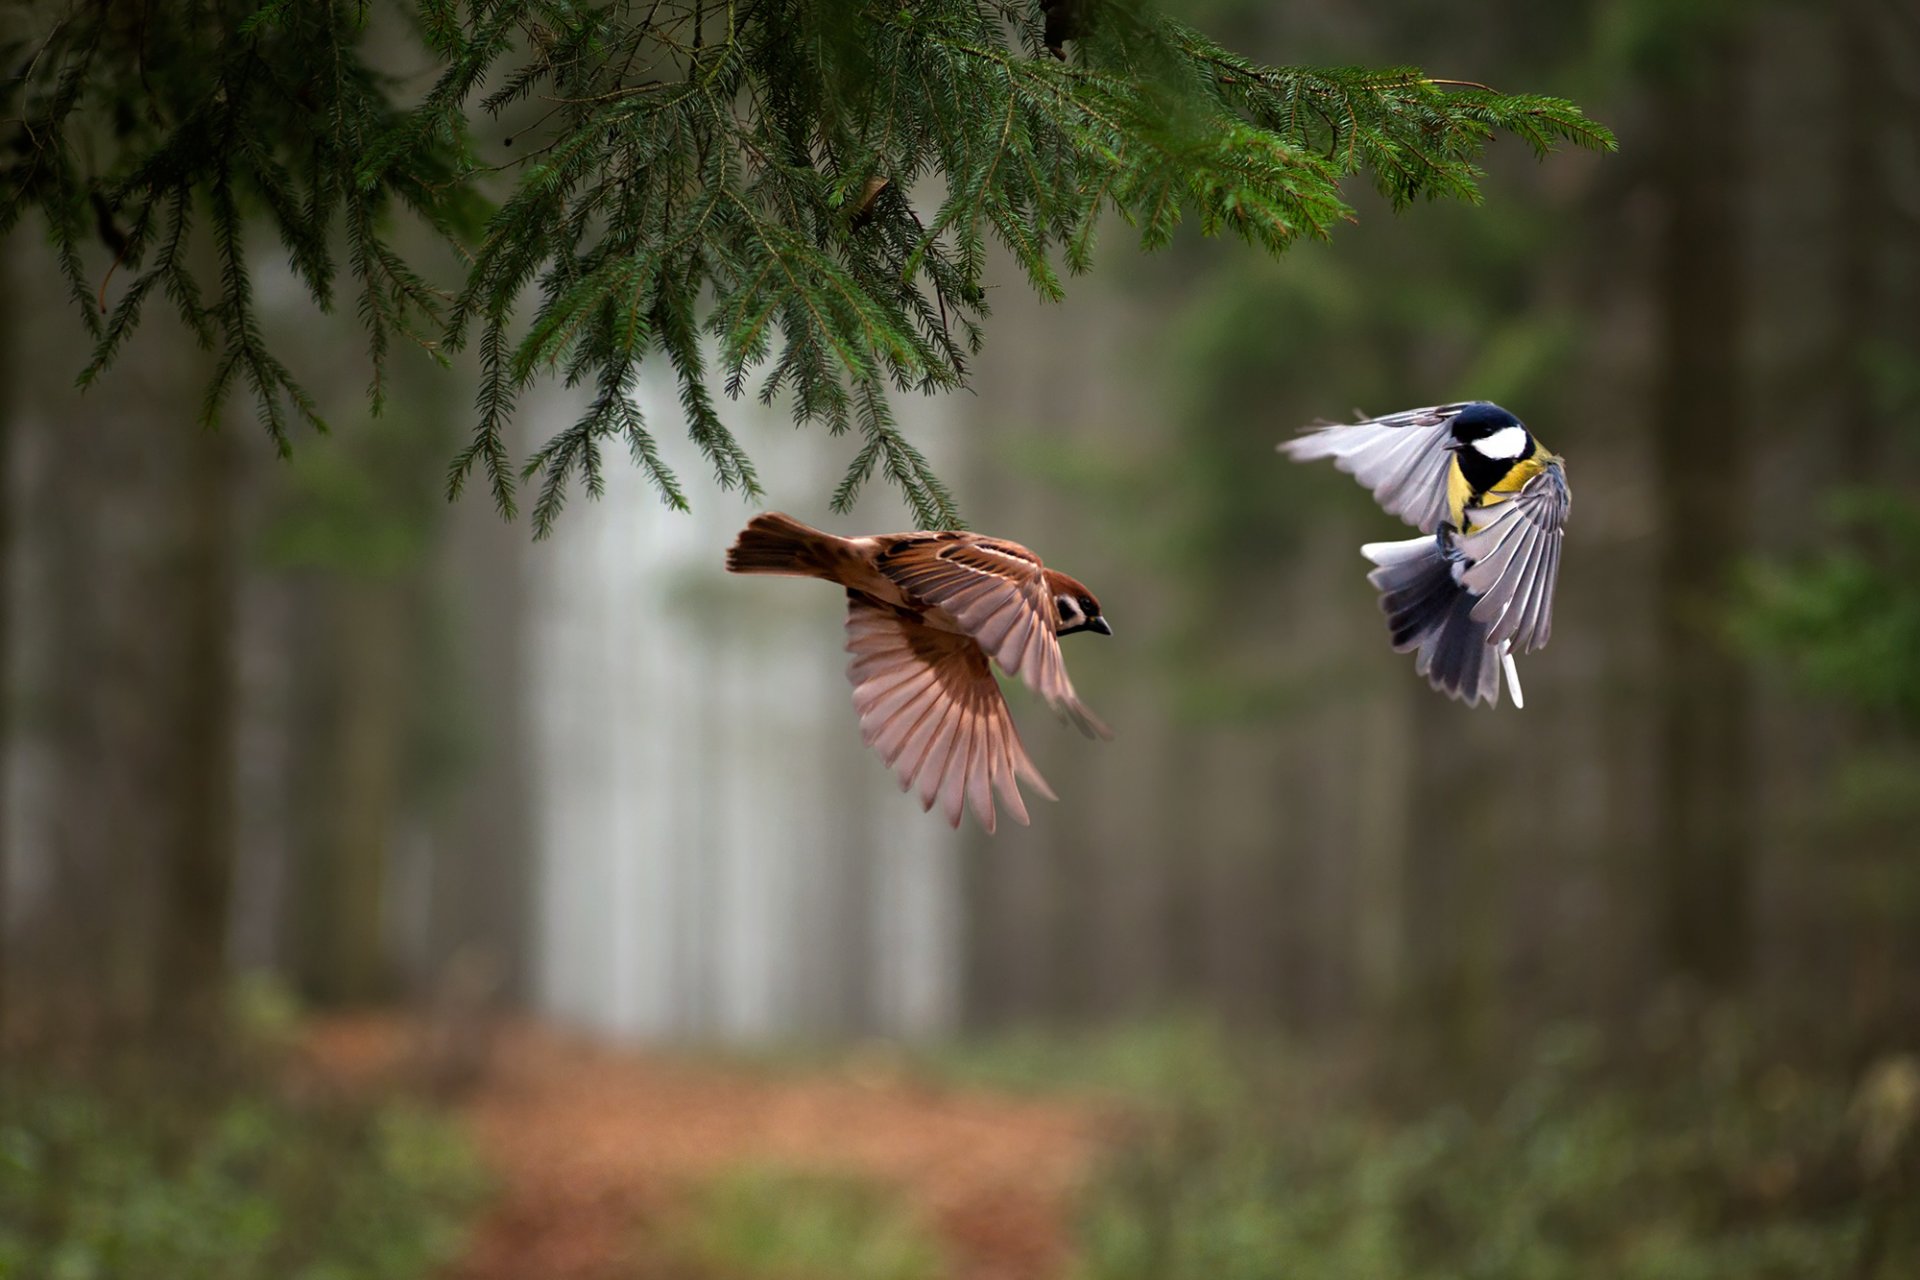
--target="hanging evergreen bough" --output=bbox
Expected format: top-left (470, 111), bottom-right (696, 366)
top-left (1, 0), bottom-right (1613, 535)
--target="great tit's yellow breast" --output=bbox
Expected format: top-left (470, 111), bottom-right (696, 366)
top-left (1445, 458), bottom-right (1475, 530)
top-left (1485, 453), bottom-right (1548, 501)
top-left (1458, 445), bottom-right (1556, 532)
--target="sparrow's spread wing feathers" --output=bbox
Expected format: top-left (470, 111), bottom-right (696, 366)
top-left (1457, 459), bottom-right (1569, 654)
top-left (876, 537), bottom-right (1112, 740)
top-left (845, 594), bottom-right (1056, 833)
top-left (1279, 404), bottom-right (1470, 534)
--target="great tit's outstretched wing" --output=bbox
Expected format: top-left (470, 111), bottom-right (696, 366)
top-left (1456, 459), bottom-right (1570, 655)
top-left (1279, 403), bottom-right (1472, 534)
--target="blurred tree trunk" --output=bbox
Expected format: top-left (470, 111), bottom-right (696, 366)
top-left (1836, 0), bottom-right (1888, 466)
top-left (277, 377), bottom-right (460, 1006)
top-left (0, 252), bottom-right (13, 1046)
top-left (288, 552), bottom-right (436, 1008)
top-left (426, 489), bottom-right (533, 1002)
top-left (154, 423), bottom-right (237, 1035)
top-left (1834, 0), bottom-right (1916, 1041)
top-left (316, 578), bottom-right (407, 1003)
top-left (19, 283), bottom-right (236, 1041)
top-left (284, 589), bottom-right (333, 997)
top-left (1353, 691), bottom-right (1411, 1025)
top-left (32, 340), bottom-right (120, 1039)
top-left (1651, 36), bottom-right (1754, 990)
top-left (1397, 688), bottom-right (1505, 1070)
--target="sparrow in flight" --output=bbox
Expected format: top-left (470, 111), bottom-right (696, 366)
top-left (725, 513), bottom-right (1113, 831)
top-left (1280, 401), bottom-right (1570, 707)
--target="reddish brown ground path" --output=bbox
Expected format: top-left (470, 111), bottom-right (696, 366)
top-left (304, 1017), bottom-right (1109, 1280)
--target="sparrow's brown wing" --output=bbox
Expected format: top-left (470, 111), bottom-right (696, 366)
top-left (1457, 459), bottom-right (1570, 654)
top-left (844, 593), bottom-right (1056, 833)
top-left (1279, 403), bottom-right (1469, 534)
top-left (875, 536), bottom-right (1111, 739)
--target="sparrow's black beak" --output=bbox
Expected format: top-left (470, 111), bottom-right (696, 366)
top-left (1089, 616), bottom-right (1113, 637)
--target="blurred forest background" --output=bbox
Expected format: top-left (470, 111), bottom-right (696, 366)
top-left (3, 1), bottom-right (1918, 1278)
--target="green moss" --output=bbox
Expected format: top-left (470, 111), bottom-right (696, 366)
top-left (910, 1015), bottom-right (1264, 1113)
top-left (1067, 1022), bottom-right (1918, 1280)
top-left (0, 1070), bottom-right (487, 1280)
top-left (662, 1168), bottom-right (943, 1280)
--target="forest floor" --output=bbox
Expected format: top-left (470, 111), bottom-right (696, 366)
top-left (302, 1015), bottom-right (1111, 1280)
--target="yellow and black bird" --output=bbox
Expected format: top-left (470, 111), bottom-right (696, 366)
top-left (1280, 401), bottom-right (1569, 708)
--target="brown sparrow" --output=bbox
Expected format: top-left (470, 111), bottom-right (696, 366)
top-left (726, 513), bottom-right (1113, 832)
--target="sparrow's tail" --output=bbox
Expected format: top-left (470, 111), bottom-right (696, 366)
top-left (725, 512), bottom-right (849, 579)
top-left (1361, 535), bottom-right (1521, 708)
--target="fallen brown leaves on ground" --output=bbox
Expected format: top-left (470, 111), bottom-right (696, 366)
top-left (302, 1016), bottom-right (1110, 1280)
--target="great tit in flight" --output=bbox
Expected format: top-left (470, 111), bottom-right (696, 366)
top-left (1280, 401), bottom-right (1569, 708)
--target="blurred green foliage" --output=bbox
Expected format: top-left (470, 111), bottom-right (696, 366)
top-left (252, 403), bottom-right (481, 808)
top-left (1737, 494), bottom-right (1920, 733)
top-left (256, 413), bottom-right (452, 581)
top-left (0, 1068), bottom-right (484, 1280)
top-left (1060, 1020), bottom-right (1919, 1280)
top-left (661, 1168), bottom-right (943, 1280)
top-left (909, 1015), bottom-right (1259, 1112)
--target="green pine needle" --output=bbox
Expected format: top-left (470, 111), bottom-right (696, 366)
top-left (2, 0), bottom-right (1614, 535)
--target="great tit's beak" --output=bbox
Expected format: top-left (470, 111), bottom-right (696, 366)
top-left (1089, 616), bottom-right (1113, 637)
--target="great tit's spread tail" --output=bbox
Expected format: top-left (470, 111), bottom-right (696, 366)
top-left (1362, 536), bottom-right (1522, 708)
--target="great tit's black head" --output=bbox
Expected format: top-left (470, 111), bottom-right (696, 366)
top-left (1448, 402), bottom-right (1531, 462)
top-left (1044, 570), bottom-right (1112, 638)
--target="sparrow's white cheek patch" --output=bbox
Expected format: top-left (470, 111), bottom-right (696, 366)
top-left (1471, 425), bottom-right (1529, 460)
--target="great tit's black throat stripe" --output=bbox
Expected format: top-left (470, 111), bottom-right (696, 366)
top-left (1454, 439), bottom-right (1533, 496)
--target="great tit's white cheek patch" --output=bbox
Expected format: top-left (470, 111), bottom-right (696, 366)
top-left (1471, 425), bottom-right (1528, 460)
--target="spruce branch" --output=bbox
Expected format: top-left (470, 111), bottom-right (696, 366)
top-left (2, 0), bottom-right (1614, 535)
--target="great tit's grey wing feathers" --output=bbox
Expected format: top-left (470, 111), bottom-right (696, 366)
top-left (876, 538), bottom-right (1112, 740)
top-left (1278, 403), bottom-right (1470, 534)
top-left (1457, 509), bottom-right (1531, 593)
top-left (1458, 460), bottom-right (1569, 654)
top-left (1518, 530), bottom-right (1562, 649)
